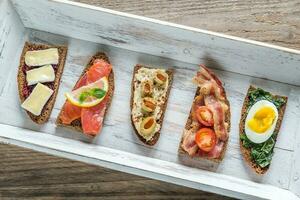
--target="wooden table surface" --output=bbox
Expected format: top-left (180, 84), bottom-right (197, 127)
top-left (1, 0), bottom-right (299, 199)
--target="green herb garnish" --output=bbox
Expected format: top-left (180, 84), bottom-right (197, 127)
top-left (79, 92), bottom-right (90, 103)
top-left (90, 88), bottom-right (106, 99)
top-left (78, 88), bottom-right (106, 104)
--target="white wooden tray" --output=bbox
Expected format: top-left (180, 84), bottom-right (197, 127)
top-left (1, 0), bottom-right (300, 199)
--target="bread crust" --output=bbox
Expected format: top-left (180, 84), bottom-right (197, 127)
top-left (178, 73), bottom-right (231, 162)
top-left (17, 42), bottom-right (68, 124)
top-left (56, 52), bottom-right (114, 135)
top-left (130, 64), bottom-right (174, 146)
top-left (239, 85), bottom-right (288, 174)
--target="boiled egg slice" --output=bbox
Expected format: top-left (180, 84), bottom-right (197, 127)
top-left (245, 100), bottom-right (278, 144)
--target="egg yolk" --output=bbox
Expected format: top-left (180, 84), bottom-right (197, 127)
top-left (247, 106), bottom-right (276, 133)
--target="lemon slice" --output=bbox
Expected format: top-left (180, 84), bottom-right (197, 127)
top-left (65, 77), bottom-right (109, 108)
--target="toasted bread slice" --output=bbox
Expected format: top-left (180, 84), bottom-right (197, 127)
top-left (130, 64), bottom-right (174, 145)
top-left (178, 86), bottom-right (231, 162)
top-left (239, 85), bottom-right (287, 174)
top-left (17, 42), bottom-right (67, 124)
top-left (56, 52), bottom-right (114, 134)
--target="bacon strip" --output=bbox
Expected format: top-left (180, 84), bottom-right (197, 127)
top-left (181, 126), bottom-right (198, 156)
top-left (193, 66), bottom-right (225, 101)
top-left (198, 141), bottom-right (224, 159)
top-left (204, 95), bottom-right (228, 141)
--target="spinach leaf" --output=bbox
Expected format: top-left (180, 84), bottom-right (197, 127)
top-left (248, 88), bottom-right (285, 110)
top-left (240, 133), bottom-right (252, 148)
top-left (250, 137), bottom-right (275, 168)
top-left (273, 97), bottom-right (286, 108)
top-left (240, 134), bottom-right (275, 168)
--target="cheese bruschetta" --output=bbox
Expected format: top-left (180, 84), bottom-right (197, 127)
top-left (18, 42), bottom-right (67, 124)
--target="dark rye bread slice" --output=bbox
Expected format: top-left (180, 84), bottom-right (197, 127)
top-left (130, 64), bottom-right (174, 146)
top-left (56, 52), bottom-right (114, 134)
top-left (17, 42), bottom-right (68, 124)
top-left (178, 87), bottom-right (231, 162)
top-left (239, 85), bottom-right (288, 174)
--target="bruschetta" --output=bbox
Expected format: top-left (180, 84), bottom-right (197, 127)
top-left (179, 65), bottom-right (231, 162)
top-left (130, 64), bottom-right (174, 145)
top-left (56, 52), bottom-right (114, 137)
top-left (18, 42), bottom-right (67, 124)
top-left (239, 86), bottom-right (287, 174)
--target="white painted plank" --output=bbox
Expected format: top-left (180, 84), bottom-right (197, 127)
top-left (10, 0), bottom-right (300, 86)
top-left (0, 0), bottom-right (25, 95)
top-left (288, 94), bottom-right (300, 198)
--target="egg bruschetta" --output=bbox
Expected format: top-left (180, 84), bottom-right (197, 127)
top-left (239, 86), bottom-right (287, 174)
top-left (18, 42), bottom-right (67, 124)
top-left (130, 64), bottom-right (174, 145)
top-left (179, 65), bottom-right (231, 161)
top-left (56, 52), bottom-right (114, 137)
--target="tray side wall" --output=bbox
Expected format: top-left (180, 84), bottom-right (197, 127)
top-left (0, 0), bottom-right (25, 97)
top-left (10, 0), bottom-right (300, 86)
top-left (1, 123), bottom-right (299, 200)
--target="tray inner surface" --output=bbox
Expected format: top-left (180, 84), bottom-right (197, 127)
top-left (1, 28), bottom-right (300, 192)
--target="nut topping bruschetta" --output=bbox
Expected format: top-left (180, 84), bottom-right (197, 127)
top-left (179, 65), bottom-right (230, 161)
top-left (130, 65), bottom-right (174, 145)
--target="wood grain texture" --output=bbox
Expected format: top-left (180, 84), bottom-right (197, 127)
top-left (74, 0), bottom-right (300, 50)
top-left (0, 143), bottom-right (234, 200)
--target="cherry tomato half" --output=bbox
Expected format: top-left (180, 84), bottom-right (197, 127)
top-left (196, 106), bottom-right (214, 126)
top-left (195, 128), bottom-right (216, 152)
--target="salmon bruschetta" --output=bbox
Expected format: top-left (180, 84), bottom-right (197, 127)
top-left (56, 52), bottom-right (114, 137)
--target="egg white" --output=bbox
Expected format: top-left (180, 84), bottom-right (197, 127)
top-left (245, 100), bottom-right (278, 144)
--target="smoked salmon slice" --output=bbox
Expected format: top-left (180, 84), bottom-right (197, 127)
top-left (81, 97), bottom-right (109, 135)
top-left (60, 101), bottom-right (82, 124)
top-left (60, 74), bottom-right (87, 124)
top-left (87, 59), bottom-right (112, 83)
top-left (59, 58), bottom-right (112, 136)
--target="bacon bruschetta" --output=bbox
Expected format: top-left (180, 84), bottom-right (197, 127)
top-left (179, 65), bottom-right (230, 161)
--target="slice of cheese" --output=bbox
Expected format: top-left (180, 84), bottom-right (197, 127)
top-left (21, 83), bottom-right (54, 116)
top-left (26, 64), bottom-right (55, 85)
top-left (25, 48), bottom-right (59, 66)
